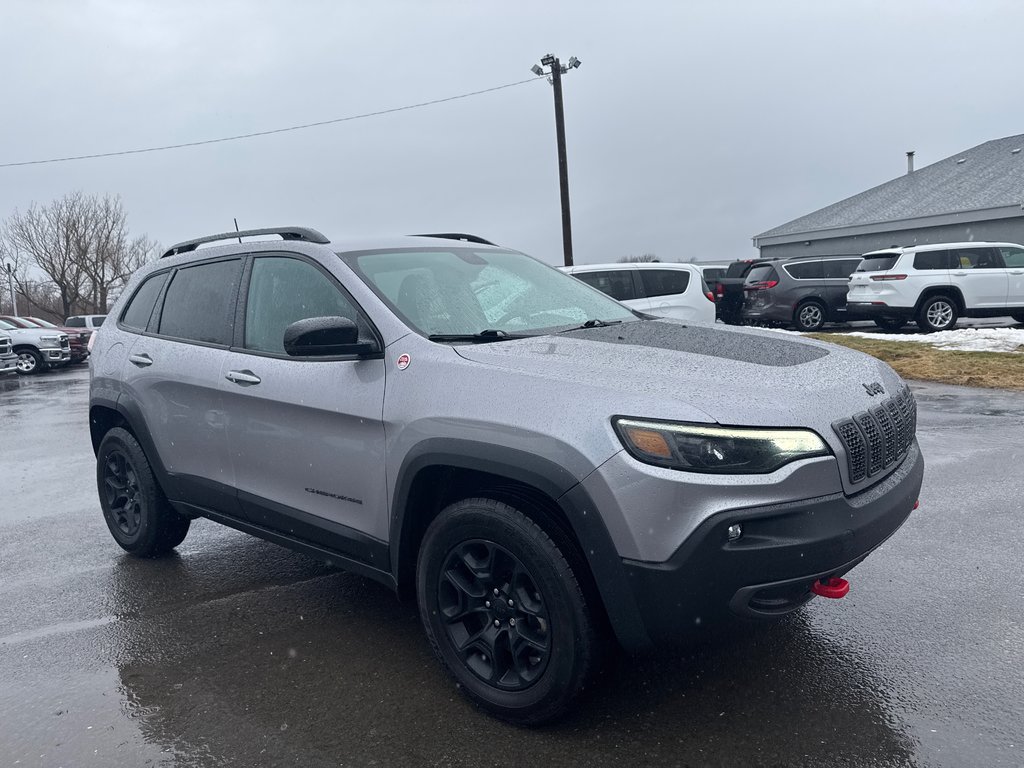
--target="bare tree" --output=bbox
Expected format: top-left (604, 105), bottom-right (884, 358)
top-left (618, 253), bottom-right (660, 263)
top-left (2, 192), bottom-right (157, 318)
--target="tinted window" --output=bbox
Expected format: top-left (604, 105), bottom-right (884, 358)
top-left (954, 247), bottom-right (1003, 269)
top-left (999, 247), bottom-right (1024, 268)
top-left (92, 316), bottom-right (105, 327)
top-left (244, 256), bottom-right (363, 354)
top-left (701, 267), bottom-right (726, 282)
top-left (785, 261), bottom-right (823, 280)
top-left (576, 270), bottom-right (637, 301)
top-left (639, 269), bottom-right (690, 298)
top-left (823, 259), bottom-right (860, 279)
top-left (744, 265), bottom-right (778, 284)
top-left (913, 250), bottom-right (953, 270)
top-left (65, 317), bottom-right (85, 327)
top-left (856, 255), bottom-right (900, 272)
top-left (158, 259), bottom-right (242, 345)
top-left (120, 273), bottom-right (168, 331)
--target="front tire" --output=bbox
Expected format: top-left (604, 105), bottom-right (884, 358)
top-left (917, 295), bottom-right (958, 332)
top-left (794, 300), bottom-right (827, 332)
top-left (96, 427), bottom-right (190, 556)
top-left (417, 498), bottom-right (597, 725)
top-left (15, 349), bottom-right (44, 375)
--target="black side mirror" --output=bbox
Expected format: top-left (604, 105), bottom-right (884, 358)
top-left (283, 316), bottom-right (377, 357)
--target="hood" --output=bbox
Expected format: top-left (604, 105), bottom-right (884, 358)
top-left (453, 320), bottom-right (904, 432)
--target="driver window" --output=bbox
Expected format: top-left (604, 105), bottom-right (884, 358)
top-left (244, 256), bottom-right (362, 354)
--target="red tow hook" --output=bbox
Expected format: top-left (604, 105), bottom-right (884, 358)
top-left (811, 577), bottom-right (850, 599)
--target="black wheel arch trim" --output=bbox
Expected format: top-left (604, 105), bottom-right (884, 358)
top-left (390, 439), bottom-right (654, 652)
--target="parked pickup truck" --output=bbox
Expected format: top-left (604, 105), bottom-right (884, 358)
top-left (0, 318), bottom-right (70, 374)
top-left (0, 315), bottom-right (90, 364)
top-left (0, 331), bottom-right (17, 375)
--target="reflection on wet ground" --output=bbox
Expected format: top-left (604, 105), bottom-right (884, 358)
top-left (2, 366), bottom-right (1021, 767)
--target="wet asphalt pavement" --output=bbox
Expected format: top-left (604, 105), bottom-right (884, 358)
top-left (1, 365), bottom-right (1022, 768)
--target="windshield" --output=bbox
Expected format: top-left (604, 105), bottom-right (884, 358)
top-left (344, 248), bottom-right (638, 337)
top-left (0, 319), bottom-right (15, 330)
top-left (26, 317), bottom-right (57, 328)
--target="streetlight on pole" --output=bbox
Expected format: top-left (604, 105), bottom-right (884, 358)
top-left (532, 53), bottom-right (581, 267)
top-left (4, 263), bottom-right (16, 316)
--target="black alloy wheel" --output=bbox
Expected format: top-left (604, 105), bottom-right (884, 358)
top-left (96, 427), bottom-right (190, 556)
top-left (103, 450), bottom-right (143, 537)
top-left (437, 539), bottom-right (551, 691)
top-left (417, 498), bottom-right (598, 724)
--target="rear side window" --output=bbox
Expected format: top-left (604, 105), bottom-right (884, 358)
top-left (954, 247), bottom-right (1003, 269)
top-left (244, 256), bottom-right (364, 355)
top-left (575, 270), bottom-right (637, 301)
top-left (701, 267), bottom-right (726, 282)
top-left (158, 259), bottom-right (242, 345)
top-left (856, 255), bottom-right (900, 272)
top-left (92, 316), bottom-right (106, 327)
top-left (639, 269), bottom-right (690, 298)
top-left (744, 265), bottom-right (778, 285)
top-left (120, 273), bottom-right (168, 331)
top-left (999, 247), bottom-right (1024, 267)
top-left (823, 259), bottom-right (860, 279)
top-left (65, 317), bottom-right (85, 327)
top-left (913, 251), bottom-right (953, 270)
top-left (784, 261), bottom-right (823, 280)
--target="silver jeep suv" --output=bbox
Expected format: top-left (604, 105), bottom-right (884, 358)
top-left (88, 227), bottom-right (924, 724)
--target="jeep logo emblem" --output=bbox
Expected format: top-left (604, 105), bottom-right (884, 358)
top-left (863, 382), bottom-right (885, 396)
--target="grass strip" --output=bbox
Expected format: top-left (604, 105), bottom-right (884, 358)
top-left (807, 334), bottom-right (1024, 391)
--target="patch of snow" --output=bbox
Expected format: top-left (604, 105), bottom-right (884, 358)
top-left (843, 327), bottom-right (1024, 353)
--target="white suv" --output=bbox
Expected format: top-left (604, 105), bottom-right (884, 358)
top-left (847, 242), bottom-right (1024, 332)
top-left (561, 262), bottom-right (716, 323)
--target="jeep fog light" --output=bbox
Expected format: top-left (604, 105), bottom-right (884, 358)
top-left (613, 418), bottom-right (829, 474)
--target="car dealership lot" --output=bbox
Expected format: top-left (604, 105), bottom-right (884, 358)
top-left (1, 365), bottom-right (1021, 767)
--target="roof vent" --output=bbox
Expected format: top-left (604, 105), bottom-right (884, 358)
top-left (1013, 148), bottom-right (1022, 155)
top-left (956, 158), bottom-right (966, 164)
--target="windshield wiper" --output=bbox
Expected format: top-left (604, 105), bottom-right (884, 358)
top-left (557, 318), bottom-right (624, 333)
top-left (427, 329), bottom-right (531, 343)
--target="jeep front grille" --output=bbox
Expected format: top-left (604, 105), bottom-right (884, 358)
top-left (833, 387), bottom-right (916, 484)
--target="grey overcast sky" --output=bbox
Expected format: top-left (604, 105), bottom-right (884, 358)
top-left (2, 0), bottom-right (1023, 265)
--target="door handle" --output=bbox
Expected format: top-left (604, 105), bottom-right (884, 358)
top-left (1010, 270), bottom-right (1024, 275)
top-left (225, 369), bottom-right (261, 386)
top-left (128, 353), bottom-right (153, 367)
top-left (952, 272), bottom-right (967, 276)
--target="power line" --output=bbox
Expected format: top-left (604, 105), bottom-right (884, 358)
top-left (0, 77), bottom-right (545, 169)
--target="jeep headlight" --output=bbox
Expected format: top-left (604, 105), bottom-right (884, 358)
top-left (613, 418), bottom-right (829, 474)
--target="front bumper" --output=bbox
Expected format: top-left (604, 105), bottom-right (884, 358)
top-left (41, 348), bottom-right (71, 364)
top-left (617, 442), bottom-right (923, 647)
top-left (0, 354), bottom-right (17, 374)
top-left (846, 302), bottom-right (916, 321)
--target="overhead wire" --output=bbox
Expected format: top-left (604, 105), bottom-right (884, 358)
top-left (0, 76), bottom-right (545, 169)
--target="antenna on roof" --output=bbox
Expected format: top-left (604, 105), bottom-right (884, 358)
top-left (233, 218), bottom-right (242, 244)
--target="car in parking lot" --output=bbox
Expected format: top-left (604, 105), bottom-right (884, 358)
top-left (89, 226), bottom-right (923, 724)
top-left (0, 317), bottom-right (71, 374)
top-left (847, 242), bottom-right (1024, 332)
top-left (560, 262), bottom-right (716, 323)
top-left (0, 315), bottom-right (90, 364)
top-left (741, 254), bottom-right (866, 331)
top-left (64, 314), bottom-right (106, 330)
top-left (0, 331), bottom-right (17, 375)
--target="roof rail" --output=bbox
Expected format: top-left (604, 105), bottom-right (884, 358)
top-left (161, 227), bottom-right (330, 258)
top-left (411, 232), bottom-right (496, 246)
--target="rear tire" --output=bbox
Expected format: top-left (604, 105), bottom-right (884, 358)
top-left (794, 300), bottom-right (827, 332)
top-left (416, 497), bottom-right (598, 725)
top-left (873, 318), bottom-right (907, 331)
top-left (96, 427), bottom-right (190, 557)
top-left (916, 295), bottom-right (958, 332)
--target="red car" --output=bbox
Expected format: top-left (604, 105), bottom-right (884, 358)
top-left (0, 316), bottom-right (91, 364)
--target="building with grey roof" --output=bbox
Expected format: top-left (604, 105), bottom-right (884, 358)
top-left (753, 134), bottom-right (1024, 258)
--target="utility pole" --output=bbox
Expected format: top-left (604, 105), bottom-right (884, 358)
top-left (532, 54), bottom-right (581, 267)
top-left (4, 264), bottom-right (16, 316)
